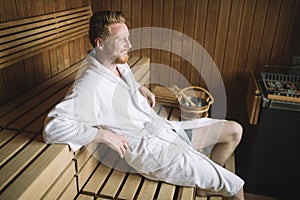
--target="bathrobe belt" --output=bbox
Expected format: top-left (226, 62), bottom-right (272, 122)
top-left (124, 111), bottom-right (192, 173)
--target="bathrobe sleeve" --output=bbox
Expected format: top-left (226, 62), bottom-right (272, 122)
top-left (43, 84), bottom-right (98, 152)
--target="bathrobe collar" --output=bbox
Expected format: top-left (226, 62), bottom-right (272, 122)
top-left (85, 49), bottom-right (139, 94)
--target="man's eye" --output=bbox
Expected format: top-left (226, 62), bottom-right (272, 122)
top-left (119, 38), bottom-right (123, 41)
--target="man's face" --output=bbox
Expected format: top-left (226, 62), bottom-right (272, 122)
top-left (103, 23), bottom-right (132, 64)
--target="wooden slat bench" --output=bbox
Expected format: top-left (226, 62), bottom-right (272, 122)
top-left (0, 55), bottom-right (235, 200)
top-left (0, 56), bottom-right (150, 133)
top-left (75, 105), bottom-right (234, 200)
top-left (0, 56), bottom-right (153, 199)
top-left (0, 61), bottom-right (81, 132)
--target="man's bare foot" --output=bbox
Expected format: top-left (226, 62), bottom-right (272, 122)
top-left (196, 187), bottom-right (206, 197)
top-left (196, 187), bottom-right (215, 197)
top-left (196, 187), bottom-right (244, 200)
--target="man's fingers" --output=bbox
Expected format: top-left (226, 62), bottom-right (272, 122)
top-left (151, 98), bottom-right (156, 107)
top-left (148, 95), bottom-right (155, 107)
top-left (122, 136), bottom-right (129, 149)
top-left (123, 141), bottom-right (129, 150)
top-left (119, 143), bottom-right (128, 158)
top-left (121, 146), bottom-right (126, 154)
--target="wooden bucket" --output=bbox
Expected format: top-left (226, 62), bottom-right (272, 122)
top-left (175, 86), bottom-right (214, 120)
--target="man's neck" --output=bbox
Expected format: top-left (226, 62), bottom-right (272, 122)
top-left (95, 51), bottom-right (123, 78)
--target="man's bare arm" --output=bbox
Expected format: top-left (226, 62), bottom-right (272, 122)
top-left (139, 86), bottom-right (156, 108)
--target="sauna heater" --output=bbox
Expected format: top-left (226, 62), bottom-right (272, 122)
top-left (246, 66), bottom-right (300, 199)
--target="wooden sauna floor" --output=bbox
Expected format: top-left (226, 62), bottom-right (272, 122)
top-left (245, 193), bottom-right (280, 200)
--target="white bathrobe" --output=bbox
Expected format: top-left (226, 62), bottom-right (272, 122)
top-left (43, 50), bottom-right (244, 196)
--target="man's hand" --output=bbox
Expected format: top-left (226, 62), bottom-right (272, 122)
top-left (139, 86), bottom-right (155, 108)
top-left (94, 129), bottom-right (129, 158)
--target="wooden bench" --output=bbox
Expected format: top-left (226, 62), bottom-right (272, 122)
top-left (0, 56), bottom-right (151, 199)
top-left (0, 56), bottom-right (150, 133)
top-left (74, 105), bottom-right (235, 200)
top-left (0, 54), bottom-right (235, 199)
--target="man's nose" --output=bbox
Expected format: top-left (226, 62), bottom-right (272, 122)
top-left (126, 38), bottom-right (132, 49)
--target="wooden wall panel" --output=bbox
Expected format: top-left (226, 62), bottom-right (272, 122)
top-left (160, 0), bottom-right (174, 86)
top-left (201, 0), bottom-right (220, 89)
top-left (1, 0), bottom-right (299, 119)
top-left (0, 0), bottom-right (89, 20)
top-left (171, 0), bottom-right (185, 87)
top-left (0, 0), bottom-right (5, 22)
top-left (93, 0), bottom-right (300, 120)
top-left (0, 0), bottom-right (92, 105)
top-left (131, 0), bottom-right (142, 56)
top-left (2, 0), bottom-right (17, 21)
top-left (41, 51), bottom-right (51, 80)
top-left (16, 0), bottom-right (28, 19)
top-left (14, 62), bottom-right (27, 95)
top-left (0, 70), bottom-right (5, 101)
top-left (221, 0), bottom-right (244, 116)
top-left (24, 58), bottom-right (35, 89)
top-left (229, 0), bottom-right (256, 119)
top-left (256, 0), bottom-right (281, 68)
top-left (33, 54), bottom-right (44, 85)
top-left (269, 0), bottom-right (295, 65)
top-left (141, 0), bottom-right (152, 59)
top-left (2, 67), bottom-right (16, 99)
top-left (282, 0), bottom-right (300, 65)
top-left (212, 0), bottom-right (231, 105)
top-left (150, 0), bottom-right (163, 85)
top-left (190, 0), bottom-right (208, 86)
top-left (122, 0), bottom-right (132, 29)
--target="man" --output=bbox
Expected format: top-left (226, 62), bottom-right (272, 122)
top-left (43, 11), bottom-right (244, 199)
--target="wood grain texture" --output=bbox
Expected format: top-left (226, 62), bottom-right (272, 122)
top-left (0, 1), bottom-right (91, 105)
top-left (1, 0), bottom-right (299, 120)
top-left (91, 0), bottom-right (300, 121)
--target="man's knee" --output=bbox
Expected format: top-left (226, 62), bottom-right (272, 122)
top-left (227, 121), bottom-right (243, 143)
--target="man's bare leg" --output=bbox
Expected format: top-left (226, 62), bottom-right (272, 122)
top-left (192, 120), bottom-right (244, 199)
top-left (191, 120), bottom-right (243, 166)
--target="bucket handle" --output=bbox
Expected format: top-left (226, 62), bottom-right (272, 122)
top-left (175, 86), bottom-right (214, 106)
top-left (172, 85), bottom-right (197, 107)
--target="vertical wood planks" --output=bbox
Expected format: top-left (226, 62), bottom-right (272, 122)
top-left (160, 0), bottom-right (174, 86)
top-left (2, 0), bottom-right (17, 20)
top-left (191, 0), bottom-right (208, 87)
top-left (150, 0), bottom-right (163, 85)
top-left (213, 0), bottom-right (231, 78)
top-left (221, 0), bottom-right (244, 116)
top-left (229, 0), bottom-right (257, 119)
top-left (245, 0), bottom-right (269, 73)
top-left (131, 0), bottom-right (142, 57)
top-left (270, 0), bottom-right (295, 65)
top-left (170, 0), bottom-right (185, 87)
top-left (180, 0), bottom-right (197, 88)
top-left (0, 0), bottom-right (6, 22)
top-left (281, 0), bottom-right (300, 65)
top-left (256, 0), bottom-right (281, 69)
top-left (0, 69), bottom-right (5, 103)
top-left (141, 0), bottom-right (152, 59)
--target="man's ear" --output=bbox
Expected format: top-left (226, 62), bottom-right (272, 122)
top-left (95, 38), bottom-right (104, 50)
